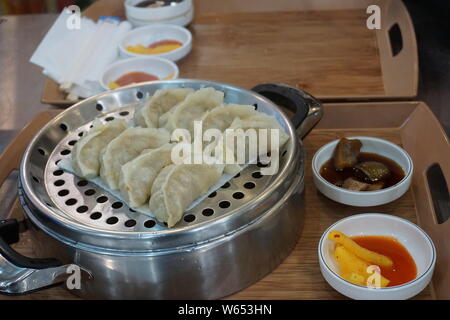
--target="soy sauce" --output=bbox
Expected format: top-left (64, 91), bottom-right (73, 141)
top-left (320, 152), bottom-right (405, 189)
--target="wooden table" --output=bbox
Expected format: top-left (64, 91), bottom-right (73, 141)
top-left (41, 0), bottom-right (418, 105)
top-left (178, 10), bottom-right (383, 97)
top-left (2, 102), bottom-right (442, 300)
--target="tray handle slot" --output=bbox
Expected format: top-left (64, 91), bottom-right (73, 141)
top-left (402, 102), bottom-right (450, 299)
top-left (388, 23), bottom-right (403, 57)
top-left (426, 163), bottom-right (450, 225)
top-left (376, 0), bottom-right (418, 98)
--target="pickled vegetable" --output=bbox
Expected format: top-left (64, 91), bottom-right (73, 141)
top-left (333, 138), bottom-right (362, 170)
top-left (320, 137), bottom-right (405, 192)
top-left (354, 161), bottom-right (391, 183)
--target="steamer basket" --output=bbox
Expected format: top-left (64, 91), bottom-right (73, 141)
top-left (1, 80), bottom-right (322, 299)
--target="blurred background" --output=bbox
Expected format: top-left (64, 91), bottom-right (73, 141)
top-left (0, 0), bottom-right (95, 14)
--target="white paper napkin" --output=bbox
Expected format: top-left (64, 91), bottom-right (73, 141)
top-left (30, 8), bottom-right (132, 99)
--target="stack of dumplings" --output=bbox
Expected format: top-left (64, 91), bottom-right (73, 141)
top-left (70, 87), bottom-right (289, 228)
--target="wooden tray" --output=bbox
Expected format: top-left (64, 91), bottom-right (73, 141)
top-left (0, 101), bottom-right (448, 300)
top-left (41, 0), bottom-right (418, 107)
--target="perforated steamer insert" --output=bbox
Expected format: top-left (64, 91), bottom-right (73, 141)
top-left (4, 80), bottom-right (322, 299)
top-left (44, 105), bottom-right (279, 232)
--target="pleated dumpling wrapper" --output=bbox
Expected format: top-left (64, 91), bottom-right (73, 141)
top-left (197, 103), bottom-right (263, 175)
top-left (227, 113), bottom-right (290, 151)
top-left (164, 87), bottom-right (224, 135)
top-left (119, 143), bottom-right (174, 208)
top-left (218, 113), bottom-right (290, 174)
top-left (133, 88), bottom-right (194, 127)
top-left (149, 163), bottom-right (225, 227)
top-left (100, 127), bottom-right (171, 190)
top-left (200, 103), bottom-right (260, 132)
top-left (72, 119), bottom-right (127, 179)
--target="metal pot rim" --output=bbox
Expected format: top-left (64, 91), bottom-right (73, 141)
top-left (19, 79), bottom-right (303, 250)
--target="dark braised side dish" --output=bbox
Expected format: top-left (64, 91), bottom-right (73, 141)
top-left (320, 138), bottom-right (405, 191)
top-left (333, 137), bottom-right (362, 170)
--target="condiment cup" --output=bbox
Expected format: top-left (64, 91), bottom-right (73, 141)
top-left (318, 213), bottom-right (436, 300)
top-left (119, 24), bottom-right (192, 61)
top-left (100, 56), bottom-right (179, 91)
top-left (125, 0), bottom-right (193, 27)
top-left (127, 7), bottom-right (193, 28)
top-left (312, 136), bottom-right (413, 206)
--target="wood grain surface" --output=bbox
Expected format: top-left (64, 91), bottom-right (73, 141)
top-left (42, 0), bottom-right (420, 106)
top-left (42, 4), bottom-right (388, 105)
top-left (0, 104), bottom-right (436, 300)
top-left (178, 10), bottom-right (384, 97)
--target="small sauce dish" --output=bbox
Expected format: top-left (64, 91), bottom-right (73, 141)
top-left (312, 136), bottom-right (413, 206)
top-left (124, 0), bottom-right (193, 27)
top-left (100, 56), bottom-right (179, 91)
top-left (119, 24), bottom-right (192, 61)
top-left (318, 213), bottom-right (436, 300)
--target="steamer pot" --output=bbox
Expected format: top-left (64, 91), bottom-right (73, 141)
top-left (0, 80), bottom-right (322, 299)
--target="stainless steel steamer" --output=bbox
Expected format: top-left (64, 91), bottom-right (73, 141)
top-left (0, 80), bottom-right (322, 299)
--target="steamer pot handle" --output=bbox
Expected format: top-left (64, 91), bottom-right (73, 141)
top-left (0, 219), bottom-right (62, 269)
top-left (0, 218), bottom-right (71, 295)
top-left (251, 83), bottom-right (323, 139)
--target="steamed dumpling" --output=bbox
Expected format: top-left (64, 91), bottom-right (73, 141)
top-left (119, 143), bottom-right (174, 208)
top-left (133, 103), bottom-right (147, 127)
top-left (164, 87), bottom-right (224, 135)
top-left (133, 88), bottom-right (193, 128)
top-left (100, 127), bottom-right (170, 189)
top-left (201, 104), bottom-right (258, 132)
top-left (228, 114), bottom-right (290, 147)
top-left (219, 113), bottom-right (290, 174)
top-left (158, 109), bottom-right (172, 128)
top-left (72, 119), bottom-right (127, 178)
top-left (149, 163), bottom-right (224, 227)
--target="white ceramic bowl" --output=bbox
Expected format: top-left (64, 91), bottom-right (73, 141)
top-left (312, 136), bottom-right (413, 206)
top-left (127, 6), bottom-right (194, 28)
top-left (100, 56), bottom-right (179, 91)
top-left (125, 0), bottom-right (193, 24)
top-left (318, 213), bottom-right (436, 300)
top-left (119, 24), bottom-right (192, 61)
